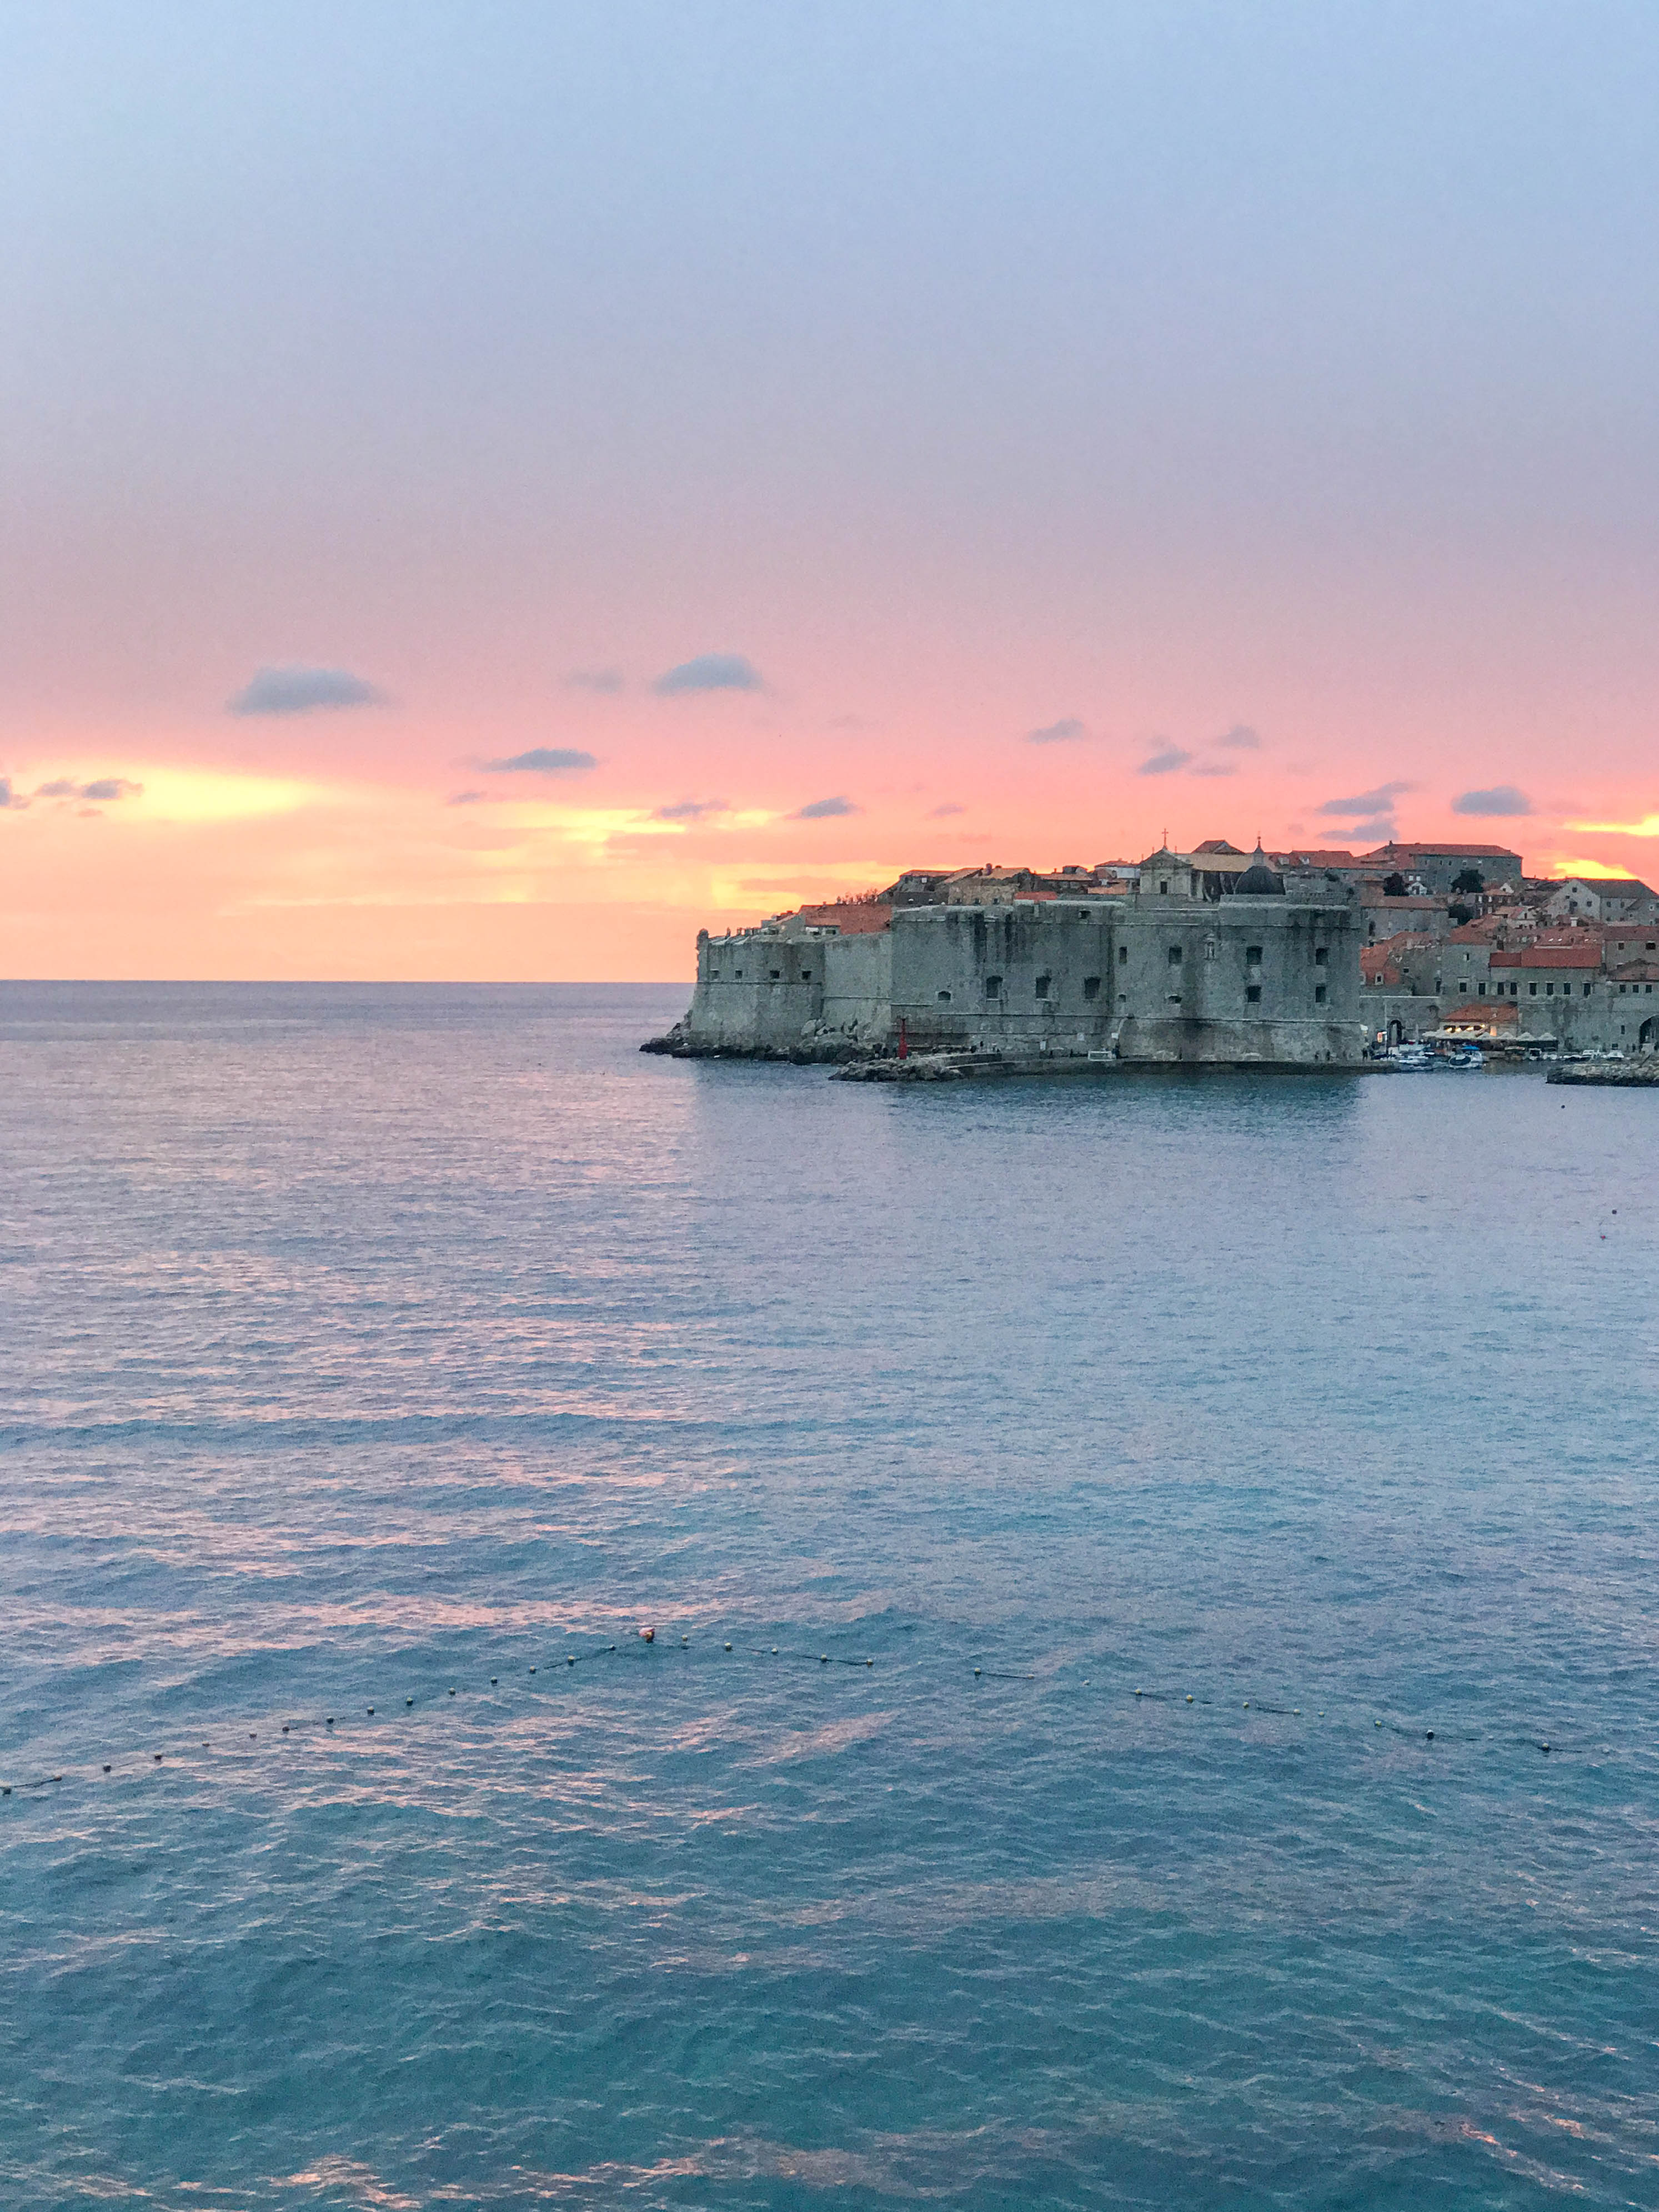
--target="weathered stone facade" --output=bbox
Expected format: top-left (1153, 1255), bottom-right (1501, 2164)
top-left (668, 860), bottom-right (1366, 1067)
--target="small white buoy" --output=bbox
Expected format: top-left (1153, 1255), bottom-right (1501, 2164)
top-left (1186, 1695), bottom-right (1194, 1704)
top-left (407, 1697), bottom-right (414, 1706)
top-left (640, 1628), bottom-right (654, 1644)
top-left (1134, 1689), bottom-right (1142, 1698)
top-left (725, 1643), bottom-right (732, 1652)
top-left (866, 1658), bottom-right (873, 1667)
top-left (820, 1654), bottom-right (829, 1664)
top-left (448, 1688), bottom-right (456, 1697)
top-left (974, 1667), bottom-right (982, 1677)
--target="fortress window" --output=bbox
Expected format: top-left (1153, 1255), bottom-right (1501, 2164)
top-left (1117, 946), bottom-right (1128, 966)
top-left (1315, 984), bottom-right (1327, 1005)
top-left (1246, 984), bottom-right (1262, 1005)
top-left (1082, 976), bottom-right (1101, 1000)
top-left (936, 989), bottom-right (951, 1003)
top-left (1314, 946), bottom-right (1329, 966)
top-left (1167, 945), bottom-right (1182, 966)
top-left (984, 975), bottom-right (1002, 999)
top-left (1158, 879), bottom-right (1169, 895)
top-left (770, 969), bottom-right (781, 980)
top-left (1034, 974), bottom-right (1051, 999)
top-left (1246, 945), bottom-right (1263, 967)
top-left (801, 970), bottom-right (811, 981)
top-left (734, 968), bottom-right (744, 979)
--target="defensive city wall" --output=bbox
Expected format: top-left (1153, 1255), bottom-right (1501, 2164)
top-left (661, 847), bottom-right (1367, 1067)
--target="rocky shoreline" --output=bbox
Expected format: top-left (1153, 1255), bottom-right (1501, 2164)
top-left (1546, 1059), bottom-right (1659, 1087)
top-left (640, 1020), bottom-right (868, 1065)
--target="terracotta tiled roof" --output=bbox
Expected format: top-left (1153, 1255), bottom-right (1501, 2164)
top-left (1363, 842), bottom-right (1522, 860)
top-left (1490, 944), bottom-right (1601, 969)
top-left (796, 901), bottom-right (893, 934)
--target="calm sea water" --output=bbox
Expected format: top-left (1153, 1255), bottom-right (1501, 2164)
top-left (2, 982), bottom-right (1655, 2211)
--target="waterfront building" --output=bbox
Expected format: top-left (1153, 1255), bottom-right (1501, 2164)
top-left (678, 844), bottom-right (1365, 1066)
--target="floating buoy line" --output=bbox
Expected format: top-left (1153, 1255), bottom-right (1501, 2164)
top-left (0, 1631), bottom-right (1570, 1800)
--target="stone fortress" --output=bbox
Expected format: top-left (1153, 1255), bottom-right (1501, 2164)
top-left (658, 842), bottom-right (1367, 1067)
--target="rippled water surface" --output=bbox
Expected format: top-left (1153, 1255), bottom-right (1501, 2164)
top-left (2, 982), bottom-right (1656, 2210)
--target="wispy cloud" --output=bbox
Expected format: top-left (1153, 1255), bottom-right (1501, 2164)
top-left (1346, 818), bottom-right (1399, 843)
top-left (565, 668), bottom-right (624, 693)
top-left (480, 748), bottom-right (598, 774)
top-left (1026, 716), bottom-right (1086, 745)
top-left (0, 776), bottom-right (28, 810)
top-left (1139, 745), bottom-right (1192, 776)
top-left (653, 653), bottom-right (763, 695)
top-left (228, 665), bottom-right (387, 715)
top-left (33, 775), bottom-right (143, 802)
top-left (447, 789), bottom-right (489, 806)
top-left (1214, 723), bottom-right (1261, 750)
top-left (929, 802), bottom-right (965, 817)
top-left (793, 795), bottom-right (860, 819)
top-left (1318, 782), bottom-right (1413, 817)
top-left (653, 798), bottom-right (729, 822)
top-left (1191, 761), bottom-right (1236, 778)
top-left (1452, 784), bottom-right (1532, 817)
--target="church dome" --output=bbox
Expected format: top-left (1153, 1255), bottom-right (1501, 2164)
top-left (1233, 844), bottom-right (1285, 895)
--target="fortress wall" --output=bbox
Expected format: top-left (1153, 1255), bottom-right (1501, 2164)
top-left (1112, 896), bottom-right (1364, 1063)
top-left (889, 902), bottom-right (1118, 1051)
top-left (679, 885), bottom-right (1368, 1064)
top-left (689, 931), bottom-right (824, 1049)
top-left (819, 930), bottom-right (893, 1043)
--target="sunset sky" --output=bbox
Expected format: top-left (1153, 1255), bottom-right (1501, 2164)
top-left (4, 2), bottom-right (1657, 979)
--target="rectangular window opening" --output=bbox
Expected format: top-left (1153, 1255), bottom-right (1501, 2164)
top-left (1034, 975), bottom-right (1051, 1000)
top-left (1245, 984), bottom-right (1262, 1005)
top-left (1246, 945), bottom-right (1263, 967)
top-left (1082, 976), bottom-right (1101, 1000)
top-left (984, 975), bottom-right (1002, 999)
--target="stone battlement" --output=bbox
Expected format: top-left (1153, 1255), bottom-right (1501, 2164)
top-left (658, 860), bottom-right (1367, 1067)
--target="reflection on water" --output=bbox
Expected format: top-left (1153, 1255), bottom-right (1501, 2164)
top-left (1, 983), bottom-right (1655, 2209)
